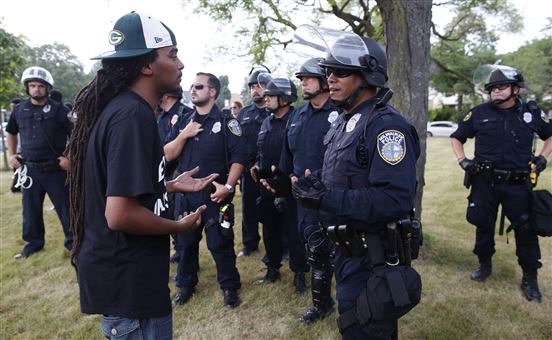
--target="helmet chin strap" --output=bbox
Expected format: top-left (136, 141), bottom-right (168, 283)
top-left (332, 83), bottom-right (366, 109)
top-left (490, 85), bottom-right (517, 106)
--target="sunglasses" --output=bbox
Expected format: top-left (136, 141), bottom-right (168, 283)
top-left (489, 83), bottom-right (511, 91)
top-left (190, 83), bottom-right (211, 90)
top-left (324, 67), bottom-right (356, 78)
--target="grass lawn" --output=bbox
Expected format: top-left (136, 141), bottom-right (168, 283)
top-left (0, 137), bottom-right (551, 339)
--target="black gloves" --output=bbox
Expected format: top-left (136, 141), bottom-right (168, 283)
top-left (292, 175), bottom-right (326, 210)
top-left (274, 197), bottom-right (288, 214)
top-left (459, 158), bottom-right (479, 174)
top-left (259, 167), bottom-right (291, 197)
top-left (531, 155), bottom-right (547, 173)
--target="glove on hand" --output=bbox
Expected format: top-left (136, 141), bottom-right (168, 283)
top-left (459, 158), bottom-right (479, 174)
top-left (292, 175), bottom-right (326, 210)
top-left (264, 167), bottom-right (291, 197)
top-left (274, 197), bottom-right (288, 214)
top-left (531, 155), bottom-right (547, 173)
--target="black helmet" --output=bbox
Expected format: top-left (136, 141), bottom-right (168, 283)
top-left (318, 36), bottom-right (388, 87)
top-left (295, 58), bottom-right (326, 80)
top-left (247, 65), bottom-right (271, 86)
top-left (263, 78), bottom-right (298, 103)
top-left (484, 66), bottom-right (524, 91)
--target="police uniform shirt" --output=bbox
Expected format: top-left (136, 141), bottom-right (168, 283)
top-left (157, 102), bottom-right (192, 144)
top-left (78, 90), bottom-right (171, 318)
top-left (256, 109), bottom-right (293, 171)
top-left (166, 105), bottom-right (246, 187)
top-left (451, 101), bottom-right (552, 170)
top-left (320, 98), bottom-right (420, 230)
top-left (280, 99), bottom-right (339, 176)
top-left (238, 104), bottom-right (268, 165)
top-left (6, 99), bottom-right (71, 161)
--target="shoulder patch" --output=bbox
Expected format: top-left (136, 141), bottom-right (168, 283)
top-left (463, 111), bottom-right (472, 122)
top-left (227, 119), bottom-right (242, 136)
top-left (377, 130), bottom-right (406, 165)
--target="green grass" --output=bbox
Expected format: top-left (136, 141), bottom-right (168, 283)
top-left (0, 137), bottom-right (551, 339)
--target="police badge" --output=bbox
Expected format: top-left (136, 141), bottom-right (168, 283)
top-left (377, 130), bottom-right (406, 165)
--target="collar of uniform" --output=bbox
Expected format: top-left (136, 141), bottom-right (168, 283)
top-left (192, 105), bottom-right (221, 121)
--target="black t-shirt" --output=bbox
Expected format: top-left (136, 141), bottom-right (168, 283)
top-left (77, 90), bottom-right (171, 318)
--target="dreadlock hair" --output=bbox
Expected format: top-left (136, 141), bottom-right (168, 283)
top-left (66, 50), bottom-right (158, 270)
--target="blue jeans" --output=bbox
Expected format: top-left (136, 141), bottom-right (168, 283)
top-left (101, 313), bottom-right (172, 340)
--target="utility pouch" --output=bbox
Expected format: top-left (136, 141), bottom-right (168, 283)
top-left (325, 224), bottom-right (367, 257)
top-left (463, 172), bottom-right (472, 189)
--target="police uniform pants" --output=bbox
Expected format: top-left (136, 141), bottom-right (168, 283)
top-left (240, 171), bottom-right (260, 251)
top-left (21, 166), bottom-right (72, 251)
top-left (257, 195), bottom-right (308, 273)
top-left (174, 194), bottom-right (241, 290)
top-left (467, 175), bottom-right (541, 270)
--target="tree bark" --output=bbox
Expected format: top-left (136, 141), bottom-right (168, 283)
top-left (376, 0), bottom-right (432, 218)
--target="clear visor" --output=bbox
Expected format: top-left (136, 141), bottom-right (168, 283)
top-left (287, 25), bottom-right (368, 68)
top-left (473, 64), bottom-right (519, 92)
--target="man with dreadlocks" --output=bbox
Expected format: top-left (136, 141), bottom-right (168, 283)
top-left (65, 12), bottom-right (217, 339)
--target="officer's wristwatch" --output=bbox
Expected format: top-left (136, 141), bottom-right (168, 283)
top-left (225, 183), bottom-right (235, 194)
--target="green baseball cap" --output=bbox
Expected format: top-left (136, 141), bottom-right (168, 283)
top-left (92, 11), bottom-right (177, 60)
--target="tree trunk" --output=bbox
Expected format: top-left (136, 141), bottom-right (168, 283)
top-left (457, 93), bottom-right (464, 112)
top-left (375, 0), bottom-right (432, 218)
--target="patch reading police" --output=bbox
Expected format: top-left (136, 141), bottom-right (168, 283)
top-left (377, 130), bottom-right (406, 165)
top-left (227, 119), bottom-right (242, 136)
top-left (523, 112), bottom-right (532, 123)
top-left (463, 111), bottom-right (472, 122)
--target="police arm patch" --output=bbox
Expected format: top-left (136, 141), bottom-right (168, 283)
top-left (227, 119), bottom-right (242, 136)
top-left (463, 111), bottom-right (472, 122)
top-left (377, 130), bottom-right (406, 165)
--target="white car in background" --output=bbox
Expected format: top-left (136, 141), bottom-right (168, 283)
top-left (426, 120), bottom-right (458, 137)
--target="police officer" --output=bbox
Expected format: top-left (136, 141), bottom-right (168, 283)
top-left (292, 30), bottom-right (420, 339)
top-left (250, 77), bottom-right (309, 291)
top-left (451, 65), bottom-right (552, 303)
top-left (165, 72), bottom-right (246, 308)
top-left (157, 88), bottom-right (193, 263)
top-left (235, 66), bottom-right (270, 257)
top-left (6, 66), bottom-right (73, 259)
top-left (279, 58), bottom-right (340, 323)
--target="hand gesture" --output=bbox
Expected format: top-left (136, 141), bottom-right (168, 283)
top-left (171, 166), bottom-right (219, 193)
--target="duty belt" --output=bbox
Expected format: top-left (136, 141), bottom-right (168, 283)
top-left (492, 169), bottom-right (529, 184)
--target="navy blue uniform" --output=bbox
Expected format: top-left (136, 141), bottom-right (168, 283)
top-left (256, 110), bottom-right (308, 274)
top-left (78, 90), bottom-right (171, 318)
top-left (280, 99), bottom-right (339, 315)
top-left (319, 99), bottom-right (420, 339)
top-left (166, 106), bottom-right (246, 290)
top-left (451, 101), bottom-right (552, 270)
top-left (157, 101), bottom-right (192, 146)
top-left (237, 104), bottom-right (268, 252)
top-left (6, 99), bottom-right (73, 252)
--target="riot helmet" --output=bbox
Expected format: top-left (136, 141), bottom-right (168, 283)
top-left (483, 66), bottom-right (524, 92)
top-left (295, 58), bottom-right (326, 80)
top-left (21, 66), bottom-right (54, 89)
top-left (247, 64), bottom-right (271, 86)
top-left (263, 78), bottom-right (298, 104)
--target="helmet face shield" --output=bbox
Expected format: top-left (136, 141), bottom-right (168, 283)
top-left (295, 57), bottom-right (326, 79)
top-left (256, 72), bottom-right (273, 89)
top-left (263, 77), bottom-right (297, 103)
top-left (474, 64), bottom-right (524, 92)
top-left (289, 25), bottom-right (368, 69)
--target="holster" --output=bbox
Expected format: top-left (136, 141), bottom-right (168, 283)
top-left (463, 172), bottom-right (473, 189)
top-left (324, 224), bottom-right (367, 257)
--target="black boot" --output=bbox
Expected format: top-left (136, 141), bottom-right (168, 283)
top-left (521, 269), bottom-right (542, 303)
top-left (294, 273), bottom-right (307, 294)
top-left (299, 268), bottom-right (334, 324)
top-left (470, 257), bottom-right (492, 282)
